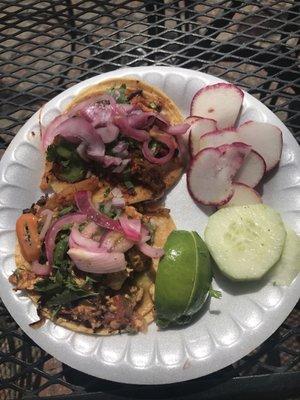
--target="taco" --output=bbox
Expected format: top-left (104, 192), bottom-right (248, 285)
top-left (40, 78), bottom-right (190, 204)
top-left (10, 188), bottom-right (175, 334)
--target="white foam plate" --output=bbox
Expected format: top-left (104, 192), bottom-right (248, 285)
top-left (0, 66), bottom-right (299, 385)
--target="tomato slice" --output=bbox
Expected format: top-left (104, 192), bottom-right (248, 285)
top-left (16, 213), bottom-right (41, 262)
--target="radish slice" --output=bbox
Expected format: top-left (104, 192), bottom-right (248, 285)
top-left (234, 150), bottom-right (266, 188)
top-left (190, 83), bottom-right (244, 129)
top-left (187, 143), bottom-right (251, 206)
top-left (219, 183), bottom-right (262, 208)
top-left (189, 118), bottom-right (217, 157)
top-left (198, 128), bottom-right (238, 151)
top-left (185, 116), bottom-right (201, 125)
top-left (198, 129), bottom-right (267, 187)
top-left (238, 121), bottom-right (282, 171)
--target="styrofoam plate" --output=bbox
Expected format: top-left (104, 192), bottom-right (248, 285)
top-left (0, 66), bottom-right (299, 384)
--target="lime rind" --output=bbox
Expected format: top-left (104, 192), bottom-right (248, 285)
top-left (155, 230), bottom-right (212, 328)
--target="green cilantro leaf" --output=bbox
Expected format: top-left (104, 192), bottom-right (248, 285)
top-left (209, 288), bottom-right (222, 299)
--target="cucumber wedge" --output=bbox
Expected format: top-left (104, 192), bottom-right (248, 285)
top-left (204, 205), bottom-right (286, 281)
top-left (266, 227), bottom-right (300, 286)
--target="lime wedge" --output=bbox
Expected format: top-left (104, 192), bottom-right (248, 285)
top-left (155, 230), bottom-right (212, 328)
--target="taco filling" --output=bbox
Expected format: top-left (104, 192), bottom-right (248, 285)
top-left (10, 189), bottom-right (174, 334)
top-left (40, 78), bottom-right (190, 202)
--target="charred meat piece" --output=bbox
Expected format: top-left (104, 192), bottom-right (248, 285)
top-left (126, 247), bottom-right (151, 272)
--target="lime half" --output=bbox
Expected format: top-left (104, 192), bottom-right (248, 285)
top-left (155, 230), bottom-right (212, 328)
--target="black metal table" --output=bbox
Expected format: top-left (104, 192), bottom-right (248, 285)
top-left (0, 1), bottom-right (299, 399)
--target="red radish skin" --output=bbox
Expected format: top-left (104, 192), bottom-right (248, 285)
top-left (189, 117), bottom-right (217, 156)
top-left (219, 183), bottom-right (262, 208)
top-left (185, 116), bottom-right (201, 125)
top-left (190, 83), bottom-right (244, 129)
top-left (187, 142), bottom-right (251, 206)
top-left (234, 150), bottom-right (266, 188)
top-left (238, 121), bottom-right (282, 171)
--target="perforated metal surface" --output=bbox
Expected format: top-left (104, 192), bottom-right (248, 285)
top-left (0, 0), bottom-right (299, 398)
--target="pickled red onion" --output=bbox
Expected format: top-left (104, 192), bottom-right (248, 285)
top-left (74, 191), bottom-right (123, 233)
top-left (142, 133), bottom-right (177, 164)
top-left (68, 248), bottom-right (126, 274)
top-left (119, 216), bottom-right (141, 241)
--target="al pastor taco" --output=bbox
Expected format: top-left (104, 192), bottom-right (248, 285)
top-left (40, 78), bottom-right (190, 204)
top-left (10, 188), bottom-right (175, 334)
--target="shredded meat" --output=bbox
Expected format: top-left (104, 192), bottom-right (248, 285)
top-left (124, 205), bottom-right (142, 220)
top-left (136, 203), bottom-right (171, 217)
top-left (58, 287), bottom-right (145, 332)
top-left (103, 270), bottom-right (129, 291)
top-left (9, 270), bottom-right (39, 291)
top-left (126, 247), bottom-right (151, 272)
top-left (130, 94), bottom-right (162, 112)
top-left (103, 295), bottom-right (134, 330)
top-left (130, 153), bottom-right (166, 195)
top-left (59, 300), bottom-right (104, 330)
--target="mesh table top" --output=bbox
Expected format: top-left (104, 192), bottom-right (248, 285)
top-left (0, 1), bottom-right (299, 399)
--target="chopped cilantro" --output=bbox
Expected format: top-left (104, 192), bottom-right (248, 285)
top-left (53, 234), bottom-right (70, 271)
top-left (99, 202), bottom-right (118, 219)
top-left (45, 288), bottom-right (97, 308)
top-left (103, 187), bottom-right (111, 198)
top-left (126, 138), bottom-right (139, 150)
top-left (107, 84), bottom-right (128, 104)
top-left (209, 288), bottom-right (222, 299)
top-left (124, 180), bottom-right (134, 189)
top-left (46, 144), bottom-right (58, 162)
top-left (58, 205), bottom-right (75, 216)
top-left (149, 140), bottom-right (160, 155)
top-left (149, 102), bottom-right (159, 110)
top-left (46, 140), bottom-right (87, 183)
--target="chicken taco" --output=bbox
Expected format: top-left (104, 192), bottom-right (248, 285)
top-left (40, 78), bottom-right (190, 204)
top-left (10, 187), bottom-right (175, 334)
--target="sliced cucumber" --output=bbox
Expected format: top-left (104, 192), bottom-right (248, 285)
top-left (266, 227), bottom-right (300, 286)
top-left (204, 204), bottom-right (286, 281)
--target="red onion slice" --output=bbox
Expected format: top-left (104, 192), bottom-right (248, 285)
top-left (142, 133), bottom-right (177, 165)
top-left (111, 187), bottom-right (122, 197)
top-left (52, 116), bottom-right (94, 143)
top-left (127, 112), bottom-right (156, 129)
top-left (140, 226), bottom-right (150, 243)
top-left (114, 117), bottom-right (149, 142)
top-left (76, 142), bottom-right (89, 161)
top-left (112, 141), bottom-right (128, 154)
top-left (68, 248), bottom-right (126, 274)
top-left (81, 221), bottom-right (98, 238)
top-left (112, 159), bottom-right (130, 173)
top-left (45, 213), bottom-right (87, 265)
top-left (164, 123), bottom-right (190, 135)
top-left (119, 216), bottom-right (141, 241)
top-left (99, 231), bottom-right (134, 253)
top-left (102, 155), bottom-right (123, 168)
top-left (96, 123), bottom-right (119, 144)
top-left (70, 94), bottom-right (117, 127)
top-left (41, 114), bottom-right (69, 150)
top-left (32, 261), bottom-right (52, 276)
top-left (39, 209), bottom-right (53, 240)
top-left (69, 225), bottom-right (101, 252)
top-left (111, 197), bottom-right (125, 208)
top-left (75, 191), bottom-right (123, 233)
top-left (138, 242), bottom-right (164, 259)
